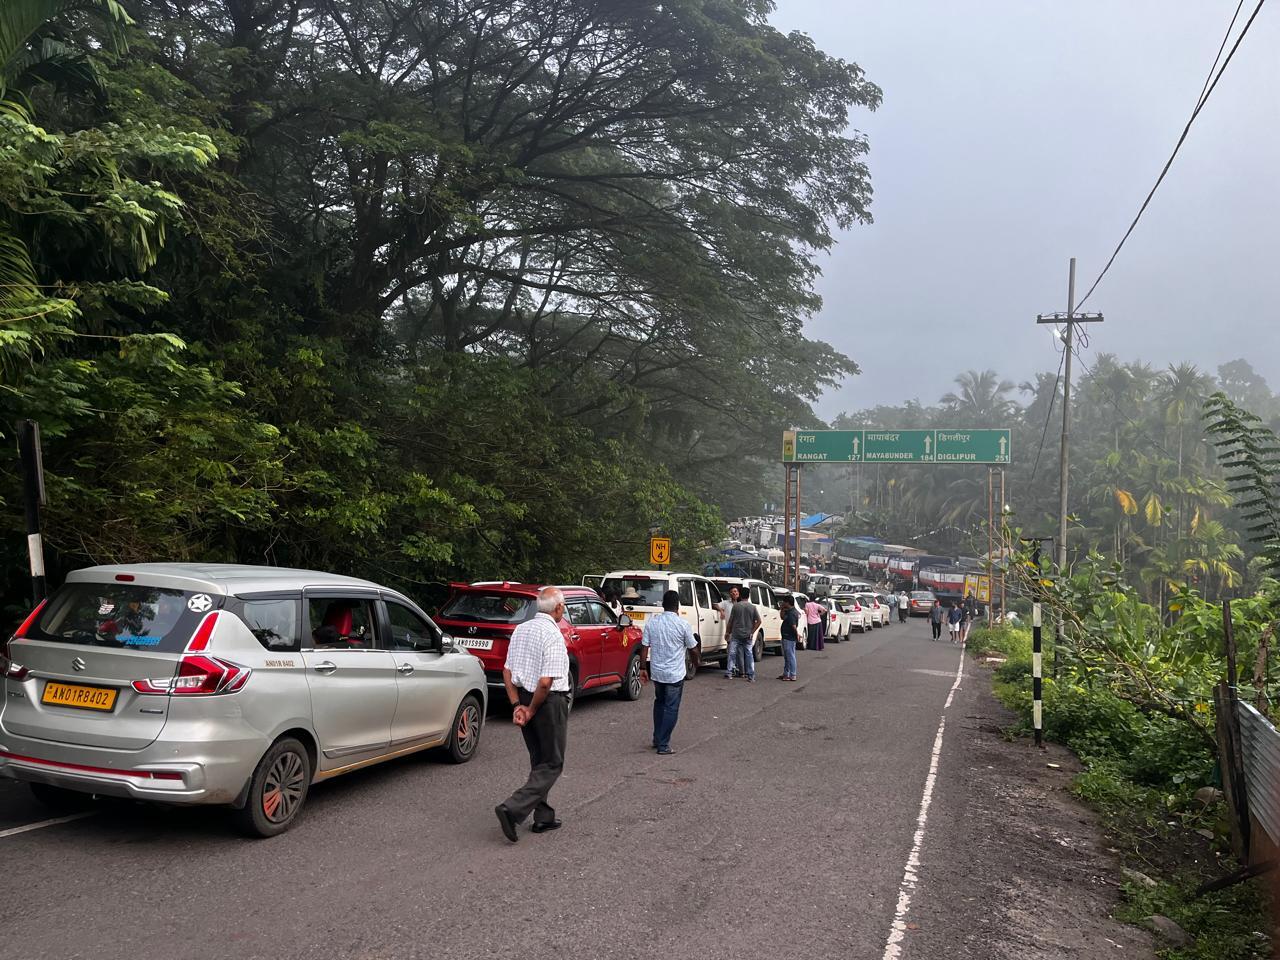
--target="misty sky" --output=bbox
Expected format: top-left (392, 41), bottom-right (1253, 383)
top-left (769, 1), bottom-right (1280, 421)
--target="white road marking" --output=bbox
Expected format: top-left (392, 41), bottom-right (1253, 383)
top-left (0, 812), bottom-right (93, 839)
top-left (880, 642), bottom-right (966, 960)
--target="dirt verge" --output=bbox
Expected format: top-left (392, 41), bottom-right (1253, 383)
top-left (901, 660), bottom-right (1156, 959)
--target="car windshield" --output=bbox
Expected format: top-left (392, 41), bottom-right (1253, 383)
top-left (911, 591), bottom-right (934, 600)
top-left (28, 582), bottom-right (221, 653)
top-left (439, 592), bottom-right (536, 624)
top-left (602, 577), bottom-right (667, 606)
top-left (855, 594), bottom-right (876, 603)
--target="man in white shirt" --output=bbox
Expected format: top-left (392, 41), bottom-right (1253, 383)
top-left (495, 586), bottom-right (571, 842)
top-left (640, 590), bottom-right (700, 754)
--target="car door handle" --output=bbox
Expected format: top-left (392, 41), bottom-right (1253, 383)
top-left (569, 633), bottom-right (580, 641)
top-left (313, 661), bottom-right (337, 675)
top-left (397, 663), bottom-right (415, 675)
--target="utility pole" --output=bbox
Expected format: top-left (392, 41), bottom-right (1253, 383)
top-left (1037, 258), bottom-right (1104, 580)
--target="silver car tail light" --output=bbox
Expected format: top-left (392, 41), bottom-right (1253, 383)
top-left (2, 599), bottom-right (46, 680)
top-left (131, 612), bottom-right (250, 695)
top-left (133, 655), bottom-right (251, 696)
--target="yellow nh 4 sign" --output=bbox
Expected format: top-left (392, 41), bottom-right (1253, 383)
top-left (649, 537), bottom-right (671, 566)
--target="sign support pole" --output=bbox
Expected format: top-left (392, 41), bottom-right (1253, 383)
top-left (783, 465), bottom-right (792, 596)
top-left (999, 468), bottom-right (1007, 619)
top-left (987, 468), bottom-right (994, 626)
top-left (794, 465), bottom-right (803, 593)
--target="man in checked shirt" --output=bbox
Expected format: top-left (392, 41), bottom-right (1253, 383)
top-left (495, 586), bottom-right (571, 842)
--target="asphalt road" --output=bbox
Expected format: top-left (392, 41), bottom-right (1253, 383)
top-left (0, 615), bottom-right (974, 960)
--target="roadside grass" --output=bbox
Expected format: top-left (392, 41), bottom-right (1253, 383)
top-left (968, 625), bottom-right (1274, 960)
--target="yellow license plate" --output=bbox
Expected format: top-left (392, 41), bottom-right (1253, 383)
top-left (42, 682), bottom-right (118, 712)
top-left (627, 612), bottom-right (646, 621)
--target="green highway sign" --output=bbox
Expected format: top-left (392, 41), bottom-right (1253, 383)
top-left (782, 429), bottom-right (1011, 464)
top-left (863, 430), bottom-right (933, 462)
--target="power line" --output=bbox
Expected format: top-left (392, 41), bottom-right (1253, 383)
top-left (1075, 0), bottom-right (1268, 310)
top-left (1028, 342), bottom-right (1066, 487)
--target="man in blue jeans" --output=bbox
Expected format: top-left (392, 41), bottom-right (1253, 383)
top-left (777, 595), bottom-right (800, 680)
top-left (639, 590), bottom-right (700, 755)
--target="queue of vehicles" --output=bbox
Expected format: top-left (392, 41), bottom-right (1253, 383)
top-left (0, 561), bottom-right (935, 839)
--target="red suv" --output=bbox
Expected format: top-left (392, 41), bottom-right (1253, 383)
top-left (435, 583), bottom-right (643, 710)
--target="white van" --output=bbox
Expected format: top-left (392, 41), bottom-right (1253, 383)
top-left (592, 571), bottom-right (727, 678)
top-left (710, 577), bottom-right (781, 657)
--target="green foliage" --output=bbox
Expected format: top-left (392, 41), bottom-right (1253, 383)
top-left (1203, 391), bottom-right (1280, 577)
top-left (1116, 877), bottom-right (1272, 960)
top-left (823, 359), bottom-right (1277, 605)
top-left (970, 567), bottom-right (1277, 958)
top-left (2, 1), bottom-right (884, 611)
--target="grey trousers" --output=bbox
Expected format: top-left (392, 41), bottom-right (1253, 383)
top-left (502, 689), bottom-right (568, 825)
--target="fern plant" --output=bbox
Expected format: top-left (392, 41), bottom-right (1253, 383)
top-left (1203, 392), bottom-right (1280, 576)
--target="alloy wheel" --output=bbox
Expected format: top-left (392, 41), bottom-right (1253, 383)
top-left (456, 701), bottom-right (481, 758)
top-left (262, 750), bottom-right (306, 824)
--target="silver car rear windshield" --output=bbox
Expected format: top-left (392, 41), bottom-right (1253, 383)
top-left (28, 583), bottom-right (222, 652)
top-left (440, 592), bottom-right (535, 624)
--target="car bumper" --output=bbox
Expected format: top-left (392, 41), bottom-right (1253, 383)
top-left (0, 722), bottom-right (268, 806)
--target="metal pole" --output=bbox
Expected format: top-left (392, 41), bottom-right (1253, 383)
top-left (998, 469), bottom-right (1006, 619)
top-left (1032, 602), bottom-right (1044, 747)
top-left (788, 465), bottom-right (798, 593)
top-left (987, 468), bottom-right (994, 626)
top-left (783, 465), bottom-right (792, 595)
top-left (18, 420), bottom-right (47, 603)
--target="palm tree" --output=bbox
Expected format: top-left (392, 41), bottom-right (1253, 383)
top-left (1157, 362), bottom-right (1214, 476)
top-left (1, 0), bottom-right (129, 101)
top-left (1181, 518), bottom-right (1244, 597)
top-left (941, 370), bottom-right (1016, 423)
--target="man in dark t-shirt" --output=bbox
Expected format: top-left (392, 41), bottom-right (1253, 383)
top-left (725, 594), bottom-right (761, 682)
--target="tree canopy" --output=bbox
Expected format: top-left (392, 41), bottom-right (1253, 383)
top-left (1, 0), bottom-right (880, 608)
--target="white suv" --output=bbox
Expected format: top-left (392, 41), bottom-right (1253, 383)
top-left (594, 571), bottom-right (728, 677)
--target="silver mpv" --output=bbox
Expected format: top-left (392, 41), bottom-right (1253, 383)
top-left (0, 564), bottom-right (487, 836)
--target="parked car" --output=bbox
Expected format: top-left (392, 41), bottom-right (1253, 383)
top-left (908, 590), bottom-right (937, 617)
top-left (0, 563), bottom-right (486, 837)
top-left (436, 582), bottom-right (643, 711)
top-left (833, 596), bottom-right (873, 634)
top-left (849, 591), bottom-right (889, 627)
top-left (591, 571), bottom-right (729, 677)
top-left (710, 577), bottom-right (782, 654)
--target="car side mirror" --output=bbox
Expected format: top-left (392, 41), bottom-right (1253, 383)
top-left (618, 614), bottom-right (632, 629)
top-left (441, 634), bottom-right (456, 651)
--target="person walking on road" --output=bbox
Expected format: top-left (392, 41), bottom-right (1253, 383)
top-left (803, 595), bottom-right (826, 651)
top-left (725, 588), bottom-right (761, 682)
top-left (720, 586), bottom-right (741, 678)
top-left (947, 602), bottom-right (963, 643)
top-left (897, 590), bottom-right (910, 623)
top-left (639, 590), bottom-right (699, 754)
top-left (495, 587), bottom-right (571, 843)
top-left (961, 593), bottom-right (977, 643)
top-left (929, 599), bottom-right (944, 641)
top-left (885, 590), bottom-right (898, 625)
top-left (778, 595), bottom-right (800, 680)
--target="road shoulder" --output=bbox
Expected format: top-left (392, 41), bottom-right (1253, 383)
top-left (900, 659), bottom-right (1156, 959)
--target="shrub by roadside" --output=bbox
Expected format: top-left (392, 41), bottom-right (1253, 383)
top-left (968, 624), bottom-right (1273, 960)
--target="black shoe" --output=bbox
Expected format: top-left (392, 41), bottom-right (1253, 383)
top-left (657, 747), bottom-right (674, 755)
top-left (531, 819), bottom-right (563, 833)
top-left (494, 804), bottom-right (518, 843)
